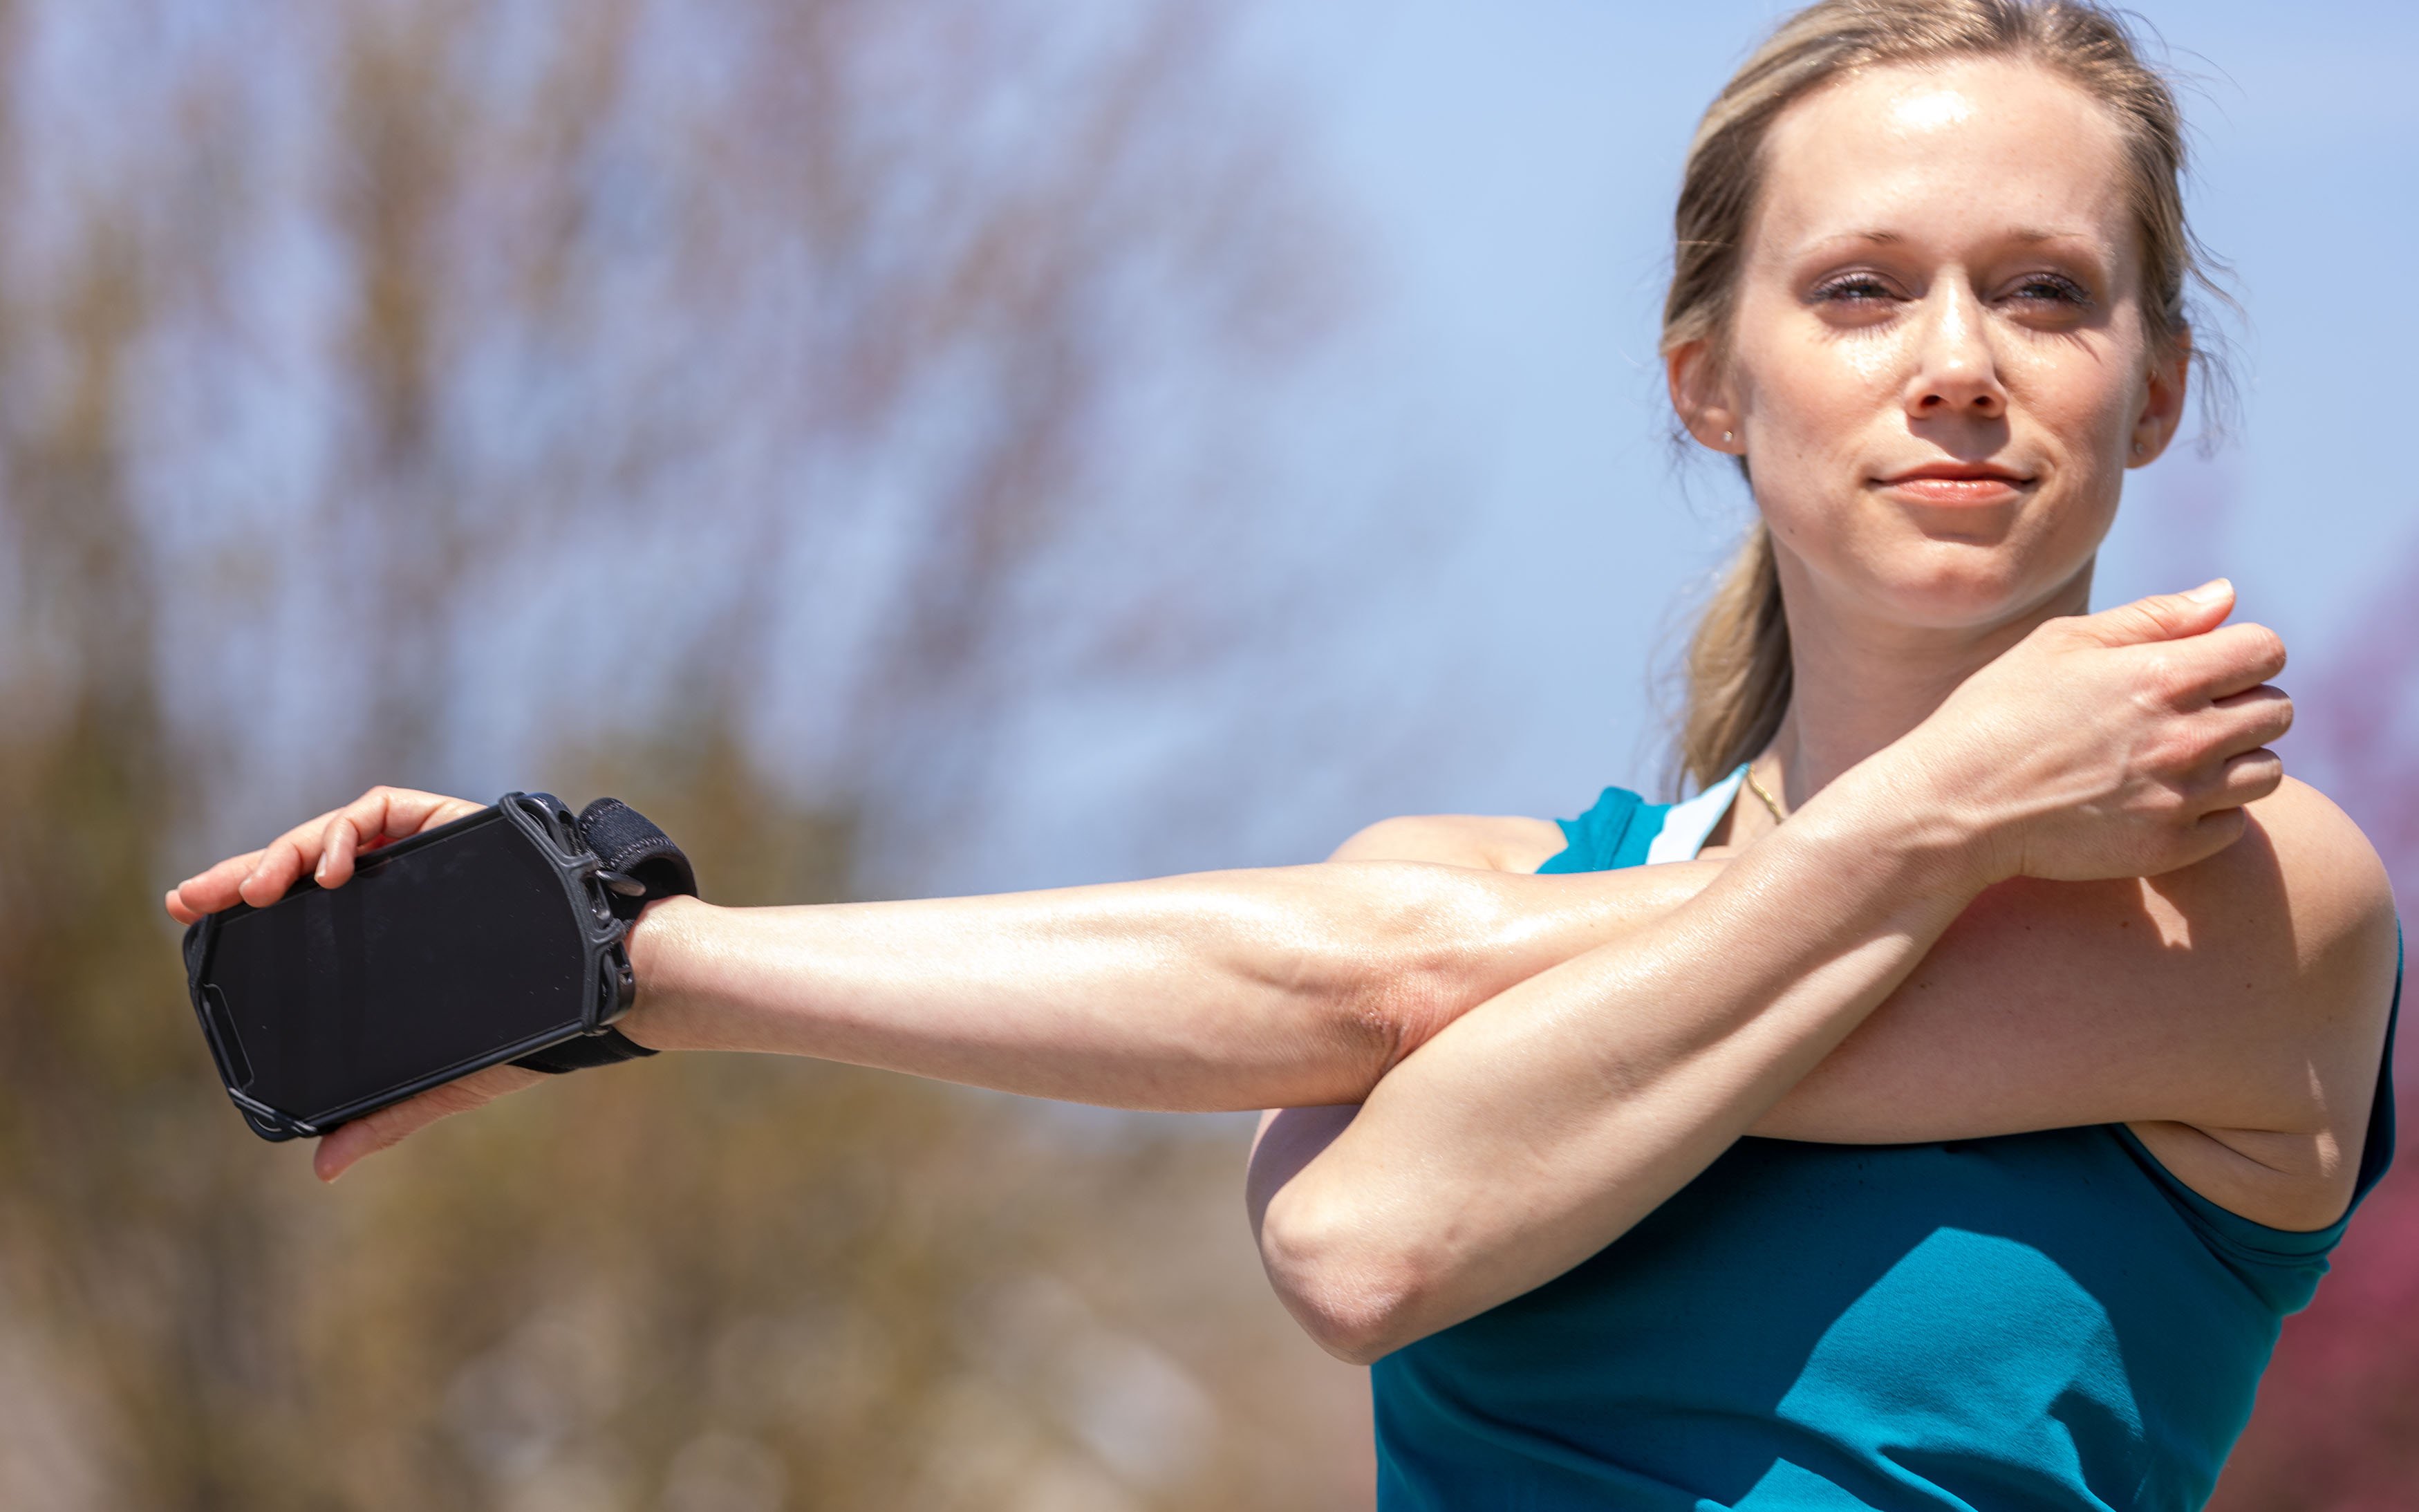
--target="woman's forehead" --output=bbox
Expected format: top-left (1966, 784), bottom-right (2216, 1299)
top-left (1753, 57), bottom-right (2133, 265)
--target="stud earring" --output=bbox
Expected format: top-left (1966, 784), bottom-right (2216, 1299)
top-left (1722, 430), bottom-right (1735, 444)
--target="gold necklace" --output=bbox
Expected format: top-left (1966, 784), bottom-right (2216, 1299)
top-left (1744, 765), bottom-right (1788, 824)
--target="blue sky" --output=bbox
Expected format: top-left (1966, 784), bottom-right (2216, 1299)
top-left (957, 1), bottom-right (2419, 890)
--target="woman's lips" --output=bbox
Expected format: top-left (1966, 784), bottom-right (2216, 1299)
top-left (1885, 476), bottom-right (2026, 505)
top-left (1874, 468), bottom-right (2033, 507)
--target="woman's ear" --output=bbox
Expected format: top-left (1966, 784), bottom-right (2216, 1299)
top-left (1667, 339), bottom-right (1743, 456)
top-left (2127, 327), bottom-right (2192, 467)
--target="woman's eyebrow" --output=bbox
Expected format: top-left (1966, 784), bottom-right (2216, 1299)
top-left (1772, 227), bottom-right (1906, 263)
top-left (1787, 225), bottom-right (2101, 258)
top-left (1804, 229), bottom-right (1905, 251)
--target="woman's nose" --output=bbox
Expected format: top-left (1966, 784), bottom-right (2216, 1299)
top-left (1901, 283), bottom-right (2007, 423)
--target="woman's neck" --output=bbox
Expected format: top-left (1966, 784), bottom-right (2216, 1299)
top-left (1765, 561), bottom-right (2095, 809)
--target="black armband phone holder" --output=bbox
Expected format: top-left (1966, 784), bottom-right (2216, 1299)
top-left (505, 794), bottom-right (695, 1075)
top-left (180, 792), bottom-right (698, 1142)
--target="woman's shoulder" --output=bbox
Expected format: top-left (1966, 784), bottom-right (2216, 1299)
top-left (2122, 774), bottom-right (2400, 1230)
top-left (2245, 774), bottom-right (2397, 928)
top-left (1327, 813), bottom-right (1571, 872)
top-left (2185, 775), bottom-right (2397, 997)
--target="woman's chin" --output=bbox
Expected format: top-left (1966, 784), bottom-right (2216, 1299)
top-left (1780, 504), bottom-right (2104, 629)
top-left (1851, 561), bottom-right (2089, 635)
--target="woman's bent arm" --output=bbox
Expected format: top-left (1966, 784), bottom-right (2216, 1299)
top-left (1250, 756), bottom-right (1991, 1360)
top-left (1245, 592), bottom-right (2383, 1361)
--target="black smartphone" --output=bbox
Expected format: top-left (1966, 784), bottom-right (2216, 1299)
top-left (182, 793), bottom-right (637, 1141)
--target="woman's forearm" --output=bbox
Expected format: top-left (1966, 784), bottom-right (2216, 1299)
top-left (1253, 760), bottom-right (1986, 1359)
top-left (619, 859), bottom-right (1720, 1111)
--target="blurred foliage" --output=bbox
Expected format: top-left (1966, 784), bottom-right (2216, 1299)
top-left (0, 0), bottom-right (1367, 1506)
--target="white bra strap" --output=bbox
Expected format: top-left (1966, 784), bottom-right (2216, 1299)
top-left (1644, 764), bottom-right (1749, 865)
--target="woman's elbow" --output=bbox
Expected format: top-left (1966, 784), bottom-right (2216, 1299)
top-left (1331, 864), bottom-right (1509, 1072)
top-left (1255, 1191), bottom-right (1433, 1365)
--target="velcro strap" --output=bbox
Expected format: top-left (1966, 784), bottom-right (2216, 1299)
top-left (514, 795), bottom-right (696, 1075)
top-left (515, 1031), bottom-right (656, 1074)
top-left (576, 796), bottom-right (698, 915)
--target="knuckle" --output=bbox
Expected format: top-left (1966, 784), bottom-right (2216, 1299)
top-left (2245, 624), bottom-right (2287, 672)
top-left (2136, 649), bottom-right (2190, 704)
top-left (2145, 726), bottom-right (2202, 775)
top-left (2133, 739), bottom-right (2177, 782)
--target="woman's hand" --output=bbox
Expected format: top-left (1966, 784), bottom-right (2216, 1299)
top-left (1882, 579), bottom-right (2291, 886)
top-left (164, 785), bottom-right (546, 1182)
top-left (163, 785), bottom-right (489, 923)
top-left (306, 1061), bottom-right (548, 1182)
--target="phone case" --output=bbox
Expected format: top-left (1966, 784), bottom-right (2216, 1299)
top-left (180, 792), bottom-right (639, 1141)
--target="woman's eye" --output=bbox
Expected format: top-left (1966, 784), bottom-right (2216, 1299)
top-left (2008, 273), bottom-right (2092, 308)
top-left (1814, 274), bottom-right (1896, 304)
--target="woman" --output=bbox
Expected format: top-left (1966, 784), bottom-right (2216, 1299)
top-left (167, 1), bottom-right (2400, 1506)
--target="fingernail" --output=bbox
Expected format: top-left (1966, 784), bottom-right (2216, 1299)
top-left (2185, 578), bottom-right (2232, 605)
top-left (315, 854), bottom-right (330, 883)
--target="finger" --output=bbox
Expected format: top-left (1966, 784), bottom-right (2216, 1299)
top-left (2187, 803), bottom-right (2250, 858)
top-left (168, 846), bottom-right (272, 920)
top-left (245, 787), bottom-right (482, 905)
top-left (312, 1062), bottom-right (548, 1182)
top-left (2209, 746), bottom-right (2286, 812)
top-left (2162, 622), bottom-right (2288, 704)
top-left (2203, 684), bottom-right (2294, 756)
top-left (2077, 579), bottom-right (2233, 648)
top-left (332, 786), bottom-right (485, 859)
top-left (238, 809), bottom-right (346, 908)
top-left (317, 811), bottom-right (363, 889)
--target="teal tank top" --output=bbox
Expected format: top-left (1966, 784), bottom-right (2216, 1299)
top-left (1372, 781), bottom-right (2400, 1511)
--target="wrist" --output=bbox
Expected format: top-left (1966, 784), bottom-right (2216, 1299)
top-left (1796, 748), bottom-right (1999, 899)
top-left (617, 893), bottom-right (715, 1052)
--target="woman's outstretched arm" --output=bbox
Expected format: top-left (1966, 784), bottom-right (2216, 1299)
top-left (611, 859), bottom-right (1722, 1111)
top-left (165, 786), bottom-right (1724, 1177)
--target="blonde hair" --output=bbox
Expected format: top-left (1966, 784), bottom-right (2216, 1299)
top-left (1666, 0), bottom-right (2225, 791)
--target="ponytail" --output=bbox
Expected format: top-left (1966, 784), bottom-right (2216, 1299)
top-left (1677, 522), bottom-right (1790, 792)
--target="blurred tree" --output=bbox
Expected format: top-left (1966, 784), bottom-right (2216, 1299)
top-left (0, 0), bottom-right (1372, 1506)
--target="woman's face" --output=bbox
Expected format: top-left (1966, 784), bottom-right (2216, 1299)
top-left (1674, 58), bottom-right (2188, 636)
